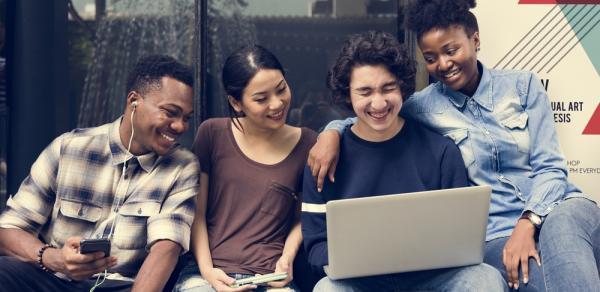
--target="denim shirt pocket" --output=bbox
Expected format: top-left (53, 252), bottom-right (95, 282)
top-left (444, 129), bottom-right (476, 167)
top-left (113, 200), bottom-right (161, 250)
top-left (500, 112), bottom-right (530, 154)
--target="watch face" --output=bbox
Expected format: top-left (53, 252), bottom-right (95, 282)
top-left (529, 213), bottom-right (542, 226)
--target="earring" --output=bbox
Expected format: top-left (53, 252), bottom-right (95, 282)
top-left (476, 47), bottom-right (481, 52)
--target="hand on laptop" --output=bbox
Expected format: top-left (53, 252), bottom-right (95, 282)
top-left (268, 255), bottom-right (293, 288)
top-left (502, 219), bottom-right (541, 289)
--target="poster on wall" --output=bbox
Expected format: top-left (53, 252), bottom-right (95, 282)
top-left (474, 0), bottom-right (600, 200)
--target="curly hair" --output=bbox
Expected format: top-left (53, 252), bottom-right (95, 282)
top-left (328, 31), bottom-right (415, 107)
top-left (126, 55), bottom-right (193, 96)
top-left (405, 0), bottom-right (479, 40)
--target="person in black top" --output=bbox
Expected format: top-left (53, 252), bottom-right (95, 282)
top-left (301, 31), bottom-right (506, 291)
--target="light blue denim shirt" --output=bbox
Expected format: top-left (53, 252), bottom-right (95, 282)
top-left (326, 62), bottom-right (590, 241)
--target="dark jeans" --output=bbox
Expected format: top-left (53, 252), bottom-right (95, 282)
top-left (484, 198), bottom-right (600, 292)
top-left (0, 256), bottom-right (132, 292)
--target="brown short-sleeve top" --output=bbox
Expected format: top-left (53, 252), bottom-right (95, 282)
top-left (192, 118), bottom-right (317, 275)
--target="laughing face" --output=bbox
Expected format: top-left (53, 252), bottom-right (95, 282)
top-left (229, 68), bottom-right (291, 131)
top-left (123, 76), bottom-right (193, 156)
top-left (419, 25), bottom-right (480, 96)
top-left (349, 65), bottom-right (404, 142)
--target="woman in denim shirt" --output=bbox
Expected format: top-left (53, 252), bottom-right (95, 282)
top-left (308, 0), bottom-right (600, 291)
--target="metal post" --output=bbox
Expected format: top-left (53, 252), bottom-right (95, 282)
top-left (7, 0), bottom-right (68, 195)
top-left (194, 0), bottom-right (209, 131)
top-left (95, 0), bottom-right (106, 21)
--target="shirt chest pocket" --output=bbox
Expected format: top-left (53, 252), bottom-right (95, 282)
top-left (444, 129), bottom-right (476, 167)
top-left (53, 200), bottom-right (103, 246)
top-left (113, 201), bottom-right (161, 250)
top-left (259, 182), bottom-right (297, 222)
top-left (500, 112), bottom-right (530, 154)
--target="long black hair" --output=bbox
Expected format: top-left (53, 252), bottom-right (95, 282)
top-left (221, 45), bottom-right (285, 130)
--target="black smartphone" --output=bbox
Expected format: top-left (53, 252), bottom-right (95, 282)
top-left (79, 238), bottom-right (111, 257)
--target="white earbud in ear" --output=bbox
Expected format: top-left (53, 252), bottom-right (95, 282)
top-left (132, 101), bottom-right (138, 110)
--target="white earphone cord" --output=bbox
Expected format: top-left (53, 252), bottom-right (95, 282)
top-left (107, 107), bottom-right (135, 239)
top-left (90, 107), bottom-right (135, 292)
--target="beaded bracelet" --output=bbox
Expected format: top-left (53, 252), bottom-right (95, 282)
top-left (37, 243), bottom-right (55, 272)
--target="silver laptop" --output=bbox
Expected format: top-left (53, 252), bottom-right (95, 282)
top-left (324, 185), bottom-right (491, 280)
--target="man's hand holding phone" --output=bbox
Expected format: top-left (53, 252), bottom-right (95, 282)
top-left (80, 238), bottom-right (111, 257)
top-left (42, 236), bottom-right (117, 281)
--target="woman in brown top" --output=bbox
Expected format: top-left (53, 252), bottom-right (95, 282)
top-left (174, 45), bottom-right (317, 292)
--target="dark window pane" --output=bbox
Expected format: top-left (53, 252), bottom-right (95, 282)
top-left (206, 0), bottom-right (400, 131)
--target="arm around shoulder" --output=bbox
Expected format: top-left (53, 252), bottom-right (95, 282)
top-left (322, 117), bottom-right (356, 134)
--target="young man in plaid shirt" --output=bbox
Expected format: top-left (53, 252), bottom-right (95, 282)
top-left (0, 55), bottom-right (199, 291)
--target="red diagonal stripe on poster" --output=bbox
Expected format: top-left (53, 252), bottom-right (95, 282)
top-left (520, 0), bottom-right (600, 3)
top-left (583, 102), bottom-right (600, 135)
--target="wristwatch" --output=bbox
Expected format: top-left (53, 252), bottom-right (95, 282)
top-left (520, 211), bottom-right (542, 228)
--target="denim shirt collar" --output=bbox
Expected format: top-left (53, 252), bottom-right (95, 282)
top-left (442, 61), bottom-right (494, 112)
top-left (108, 117), bottom-right (157, 173)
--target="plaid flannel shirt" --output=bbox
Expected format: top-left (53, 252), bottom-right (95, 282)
top-left (0, 118), bottom-right (199, 278)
